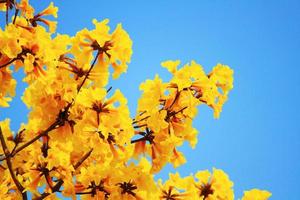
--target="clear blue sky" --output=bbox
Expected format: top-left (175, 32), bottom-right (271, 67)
top-left (1, 0), bottom-right (300, 199)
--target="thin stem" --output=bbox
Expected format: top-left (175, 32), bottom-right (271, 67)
top-left (74, 191), bottom-right (93, 195)
top-left (131, 128), bottom-right (154, 144)
top-left (10, 128), bottom-right (26, 154)
top-left (173, 106), bottom-right (188, 116)
top-left (0, 121), bottom-right (58, 162)
top-left (133, 124), bottom-right (147, 129)
top-left (13, 8), bottom-right (19, 24)
top-left (0, 164), bottom-right (6, 170)
top-left (10, 143), bottom-right (18, 155)
top-left (10, 121), bottom-right (58, 157)
top-left (73, 148), bottom-right (93, 169)
top-left (56, 189), bottom-right (94, 195)
top-left (131, 137), bottom-right (146, 144)
top-left (77, 51), bottom-right (100, 93)
top-left (34, 149), bottom-right (94, 200)
top-left (106, 86), bottom-right (112, 93)
top-left (5, 0), bottom-right (8, 25)
top-left (0, 127), bottom-right (27, 200)
top-left (132, 115), bottom-right (150, 125)
top-left (0, 57), bottom-right (18, 69)
top-left (0, 51), bottom-right (99, 160)
top-left (168, 90), bottom-right (180, 110)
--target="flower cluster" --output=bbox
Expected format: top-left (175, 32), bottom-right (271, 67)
top-left (132, 60), bottom-right (234, 173)
top-left (0, 1), bottom-right (271, 200)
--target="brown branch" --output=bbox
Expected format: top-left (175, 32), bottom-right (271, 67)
top-left (0, 50), bottom-right (99, 162)
top-left (56, 189), bottom-right (94, 195)
top-left (131, 128), bottom-right (154, 144)
top-left (77, 51), bottom-right (100, 92)
top-left (74, 191), bottom-right (94, 195)
top-left (0, 127), bottom-right (27, 200)
top-left (0, 164), bottom-right (6, 170)
top-left (173, 106), bottom-right (188, 116)
top-left (0, 57), bottom-right (18, 69)
top-left (133, 124), bottom-right (147, 129)
top-left (167, 90), bottom-right (180, 110)
top-left (0, 41), bottom-right (100, 200)
top-left (131, 137), bottom-right (146, 144)
top-left (13, 8), bottom-right (19, 24)
top-left (0, 117), bottom-right (62, 162)
top-left (132, 115), bottom-right (150, 125)
top-left (33, 149), bottom-right (94, 200)
top-left (10, 121), bottom-right (59, 158)
top-left (0, 102), bottom-right (74, 162)
top-left (106, 86), bottom-right (112, 93)
top-left (73, 148), bottom-right (93, 169)
top-left (10, 128), bottom-right (26, 154)
top-left (5, 1), bottom-right (8, 25)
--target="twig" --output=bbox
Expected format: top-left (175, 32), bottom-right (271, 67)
top-left (173, 106), bottom-right (188, 116)
top-left (33, 149), bottom-right (94, 200)
top-left (167, 90), bottom-right (180, 110)
top-left (13, 8), bottom-right (19, 24)
top-left (132, 115), bottom-right (150, 125)
top-left (133, 124), bottom-right (147, 129)
top-left (10, 121), bottom-right (58, 157)
top-left (10, 128), bottom-right (26, 154)
top-left (0, 57), bottom-right (18, 69)
top-left (0, 164), bottom-right (6, 170)
top-left (106, 86), bottom-right (112, 93)
top-left (73, 148), bottom-right (93, 169)
top-left (77, 51), bottom-right (100, 92)
top-left (5, 0), bottom-right (8, 25)
top-left (0, 50), bottom-right (99, 161)
top-left (0, 122), bottom-right (57, 162)
top-left (0, 127), bottom-right (27, 200)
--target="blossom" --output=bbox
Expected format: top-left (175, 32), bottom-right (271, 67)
top-left (242, 189), bottom-right (272, 200)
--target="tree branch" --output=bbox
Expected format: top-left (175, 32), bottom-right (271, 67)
top-left (13, 8), bottom-right (19, 24)
top-left (5, 0), bottom-right (8, 25)
top-left (0, 57), bottom-right (18, 69)
top-left (0, 127), bottom-right (27, 200)
top-left (0, 101), bottom-right (75, 162)
top-left (77, 51), bottom-right (100, 93)
top-left (0, 122), bottom-right (57, 162)
top-left (73, 148), bottom-right (93, 169)
top-left (0, 50), bottom-right (99, 162)
top-left (10, 121), bottom-right (58, 158)
top-left (33, 149), bottom-right (94, 200)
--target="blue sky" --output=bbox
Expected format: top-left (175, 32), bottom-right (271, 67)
top-left (1, 0), bottom-right (300, 199)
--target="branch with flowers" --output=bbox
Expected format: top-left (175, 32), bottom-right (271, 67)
top-left (0, 1), bottom-right (271, 199)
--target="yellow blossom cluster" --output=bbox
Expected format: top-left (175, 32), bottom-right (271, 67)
top-left (0, 1), bottom-right (271, 200)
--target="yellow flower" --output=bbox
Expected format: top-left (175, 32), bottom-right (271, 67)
top-left (0, 67), bottom-right (16, 107)
top-left (38, 2), bottom-right (58, 18)
top-left (208, 63), bottom-right (234, 118)
top-left (193, 168), bottom-right (234, 200)
top-left (109, 24), bottom-right (133, 79)
top-left (242, 189), bottom-right (272, 200)
top-left (0, 24), bottom-right (23, 58)
top-left (161, 60), bottom-right (180, 74)
top-left (146, 110), bottom-right (169, 133)
top-left (17, 0), bottom-right (35, 19)
top-left (170, 148), bottom-right (186, 168)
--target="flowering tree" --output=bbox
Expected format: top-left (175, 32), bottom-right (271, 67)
top-left (0, 1), bottom-right (271, 200)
